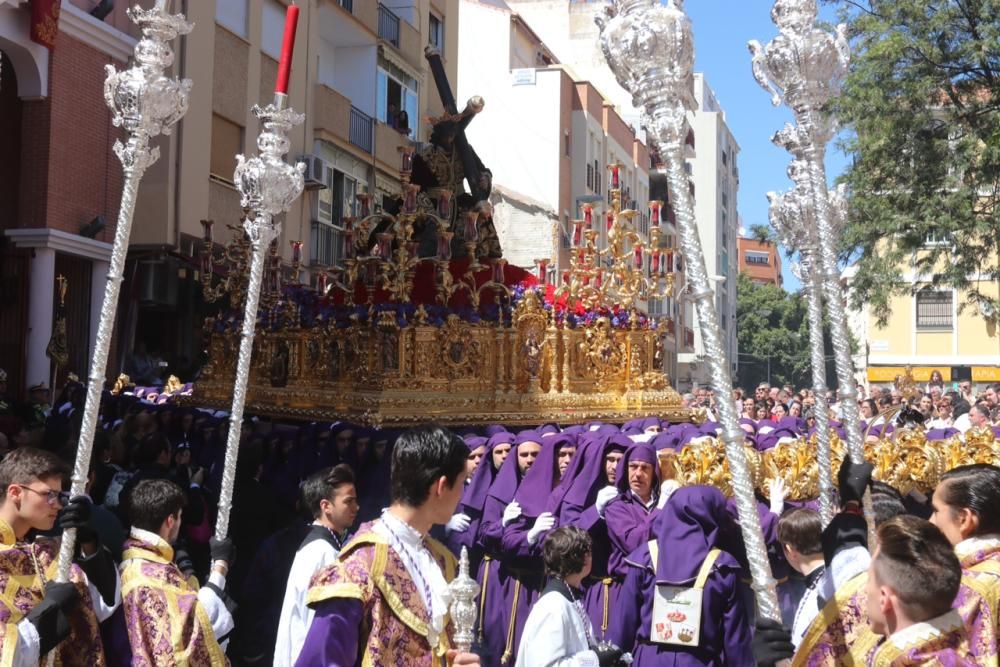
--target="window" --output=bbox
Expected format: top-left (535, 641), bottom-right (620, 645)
top-left (377, 66), bottom-right (418, 137)
top-left (261, 0), bottom-right (285, 60)
top-left (745, 251), bottom-right (769, 266)
top-left (593, 160), bottom-right (601, 195)
top-left (210, 115), bottom-right (243, 182)
top-left (916, 290), bottom-right (953, 329)
top-left (331, 170), bottom-right (359, 227)
top-left (721, 191), bottom-right (728, 210)
top-left (924, 231), bottom-right (953, 247)
top-left (564, 131), bottom-right (570, 158)
top-left (721, 149), bottom-right (728, 166)
top-left (428, 14), bottom-right (444, 52)
top-left (586, 163), bottom-right (593, 189)
top-left (216, 0), bottom-right (248, 37)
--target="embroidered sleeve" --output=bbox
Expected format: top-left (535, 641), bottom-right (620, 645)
top-left (306, 545), bottom-right (376, 608)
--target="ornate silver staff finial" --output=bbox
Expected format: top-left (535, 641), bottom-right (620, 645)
top-left (752, 0), bottom-right (870, 531)
top-left (597, 0), bottom-right (782, 622)
top-left (215, 100), bottom-right (306, 542)
top-left (55, 0), bottom-right (193, 588)
top-left (447, 547), bottom-right (481, 654)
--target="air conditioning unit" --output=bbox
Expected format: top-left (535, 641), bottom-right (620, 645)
top-left (299, 154), bottom-right (330, 190)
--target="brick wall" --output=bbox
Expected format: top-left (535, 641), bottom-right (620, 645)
top-left (17, 34), bottom-right (125, 245)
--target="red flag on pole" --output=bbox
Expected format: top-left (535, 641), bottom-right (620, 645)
top-left (29, 0), bottom-right (62, 50)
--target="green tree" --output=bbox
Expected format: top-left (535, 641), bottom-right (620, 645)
top-left (828, 0), bottom-right (1000, 324)
top-left (735, 273), bottom-right (839, 392)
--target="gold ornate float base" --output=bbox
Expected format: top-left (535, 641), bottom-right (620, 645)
top-left (190, 292), bottom-right (699, 427)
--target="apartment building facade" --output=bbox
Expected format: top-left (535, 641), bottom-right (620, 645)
top-left (2, 0), bottom-right (459, 390)
top-left (2, 0), bottom-right (137, 396)
top-left (738, 237), bottom-right (783, 287)
top-left (844, 254), bottom-right (1000, 391)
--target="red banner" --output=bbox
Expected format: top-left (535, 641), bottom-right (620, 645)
top-left (30, 0), bottom-right (62, 50)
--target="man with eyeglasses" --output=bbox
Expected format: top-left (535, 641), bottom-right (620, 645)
top-left (0, 447), bottom-right (120, 664)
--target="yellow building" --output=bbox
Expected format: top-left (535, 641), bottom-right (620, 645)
top-left (844, 251), bottom-right (1000, 389)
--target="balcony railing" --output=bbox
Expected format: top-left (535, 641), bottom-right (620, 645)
top-left (378, 4), bottom-right (400, 47)
top-left (311, 221), bottom-right (344, 268)
top-left (349, 106), bottom-right (373, 154)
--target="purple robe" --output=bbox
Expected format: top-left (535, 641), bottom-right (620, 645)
top-left (443, 433), bottom-right (509, 575)
top-left (474, 432), bottom-right (537, 665)
top-left (543, 433), bottom-right (631, 638)
top-left (604, 443), bottom-right (662, 579)
top-left (498, 433), bottom-right (577, 660)
top-left (608, 541), bottom-right (752, 665)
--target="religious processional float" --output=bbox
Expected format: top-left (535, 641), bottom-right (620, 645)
top-left (61, 0), bottom-right (1000, 648)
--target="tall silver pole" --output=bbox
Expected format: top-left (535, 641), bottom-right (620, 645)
top-left (750, 0), bottom-right (872, 525)
top-left (768, 183), bottom-right (835, 525)
top-left (597, 0), bottom-right (781, 621)
top-left (215, 99), bottom-right (305, 540)
top-left (56, 0), bottom-right (193, 583)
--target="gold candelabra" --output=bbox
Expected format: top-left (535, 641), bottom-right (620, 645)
top-left (550, 161), bottom-right (676, 315)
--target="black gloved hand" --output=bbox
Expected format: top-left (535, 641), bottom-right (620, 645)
top-left (25, 582), bottom-right (80, 654)
top-left (58, 496), bottom-right (97, 545)
top-left (174, 547), bottom-right (196, 579)
top-left (821, 512), bottom-right (868, 565)
top-left (594, 642), bottom-right (625, 667)
top-left (752, 617), bottom-right (795, 667)
top-left (837, 457), bottom-right (874, 506)
top-left (209, 536), bottom-right (234, 565)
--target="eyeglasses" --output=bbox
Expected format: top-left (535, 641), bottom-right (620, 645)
top-left (16, 485), bottom-right (70, 506)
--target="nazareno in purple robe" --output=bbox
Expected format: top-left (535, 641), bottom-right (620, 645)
top-left (609, 486), bottom-right (754, 666)
top-left (442, 433), bottom-right (508, 576)
top-left (475, 430), bottom-right (539, 666)
top-left (498, 432), bottom-right (578, 662)
top-left (603, 442), bottom-right (662, 579)
top-left (542, 432), bottom-right (632, 638)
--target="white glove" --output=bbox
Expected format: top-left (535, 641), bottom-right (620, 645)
top-left (595, 486), bottom-right (619, 517)
top-left (769, 478), bottom-right (787, 516)
top-left (657, 480), bottom-right (681, 509)
top-left (526, 512), bottom-right (556, 546)
top-left (446, 513), bottom-right (471, 534)
top-left (502, 501), bottom-right (523, 527)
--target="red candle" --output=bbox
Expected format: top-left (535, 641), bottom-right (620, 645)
top-left (634, 244), bottom-right (643, 269)
top-left (583, 205), bottom-right (593, 228)
top-left (650, 201), bottom-right (661, 227)
top-left (595, 270), bottom-right (603, 288)
top-left (611, 165), bottom-right (620, 189)
top-left (665, 250), bottom-right (674, 273)
top-left (572, 220), bottom-right (583, 246)
top-left (275, 3), bottom-right (300, 95)
top-left (652, 251), bottom-right (660, 274)
top-left (606, 210), bottom-right (614, 232)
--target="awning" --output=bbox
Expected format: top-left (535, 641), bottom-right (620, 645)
top-left (866, 366), bottom-right (952, 383)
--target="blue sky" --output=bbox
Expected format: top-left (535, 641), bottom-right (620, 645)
top-left (683, 1), bottom-right (851, 292)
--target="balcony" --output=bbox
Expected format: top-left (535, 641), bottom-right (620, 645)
top-left (377, 3), bottom-right (422, 69)
top-left (377, 4), bottom-right (400, 47)
top-left (350, 106), bottom-right (374, 153)
top-left (311, 221), bottom-right (344, 267)
top-left (337, 0), bottom-right (352, 11)
top-left (314, 84), bottom-right (352, 143)
top-left (375, 120), bottom-right (407, 171)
